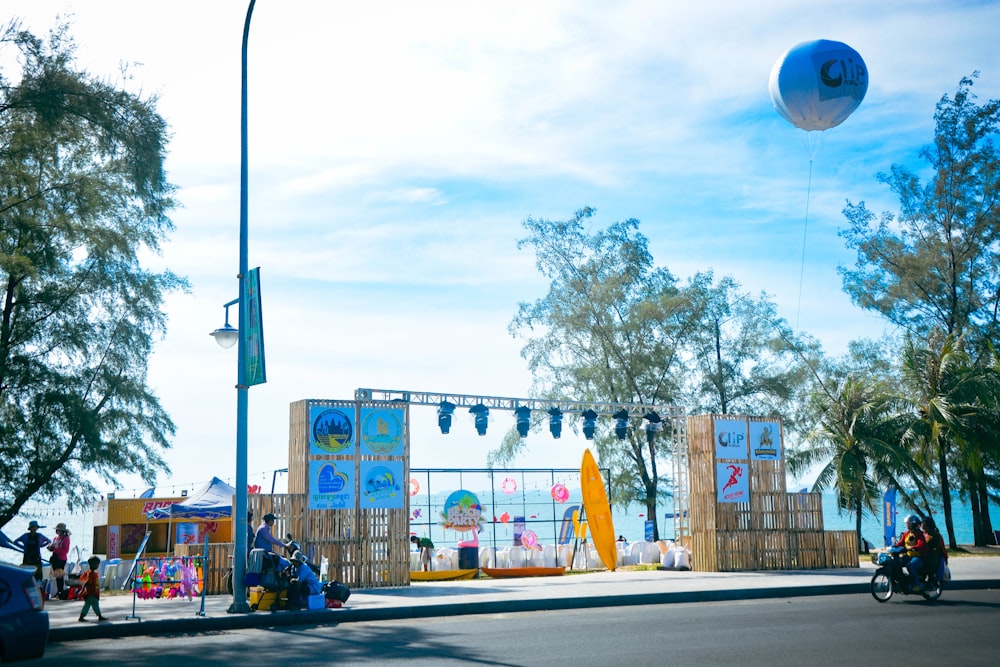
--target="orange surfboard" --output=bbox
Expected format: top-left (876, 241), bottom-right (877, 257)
top-left (580, 448), bottom-right (616, 571)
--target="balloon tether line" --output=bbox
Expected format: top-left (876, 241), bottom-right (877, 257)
top-left (795, 156), bottom-right (813, 332)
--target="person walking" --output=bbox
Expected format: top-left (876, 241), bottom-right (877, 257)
top-left (49, 523), bottom-right (72, 599)
top-left (14, 520), bottom-right (51, 585)
top-left (78, 556), bottom-right (109, 622)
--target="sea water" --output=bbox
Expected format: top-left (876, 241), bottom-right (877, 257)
top-left (4, 490), bottom-right (996, 566)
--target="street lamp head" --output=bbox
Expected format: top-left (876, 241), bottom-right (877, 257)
top-left (210, 324), bottom-right (239, 349)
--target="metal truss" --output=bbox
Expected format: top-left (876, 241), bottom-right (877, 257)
top-left (354, 387), bottom-right (685, 419)
top-left (356, 386), bottom-right (691, 543)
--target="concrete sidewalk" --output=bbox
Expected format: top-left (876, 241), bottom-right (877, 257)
top-left (46, 556), bottom-right (1000, 643)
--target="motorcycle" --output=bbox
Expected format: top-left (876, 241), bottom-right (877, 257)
top-left (870, 547), bottom-right (943, 602)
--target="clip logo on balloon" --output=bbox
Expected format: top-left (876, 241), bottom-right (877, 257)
top-left (769, 39), bottom-right (868, 132)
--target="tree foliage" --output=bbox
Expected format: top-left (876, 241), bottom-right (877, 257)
top-left (839, 75), bottom-right (1000, 545)
top-left (839, 74), bottom-right (1000, 351)
top-left (791, 373), bottom-right (919, 543)
top-left (0, 22), bottom-right (185, 524)
top-left (504, 209), bottom-right (814, 540)
top-left (504, 208), bottom-right (686, 538)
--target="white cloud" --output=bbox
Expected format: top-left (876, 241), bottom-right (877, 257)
top-left (9, 0), bottom-right (1000, 494)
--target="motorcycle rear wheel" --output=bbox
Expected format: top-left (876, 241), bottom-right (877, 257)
top-left (921, 580), bottom-right (942, 601)
top-left (870, 573), bottom-right (893, 602)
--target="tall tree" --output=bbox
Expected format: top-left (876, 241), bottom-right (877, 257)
top-left (0, 22), bottom-right (185, 524)
top-left (839, 74), bottom-right (1000, 545)
top-left (503, 208), bottom-right (689, 539)
top-left (839, 74), bottom-right (1000, 348)
top-left (679, 271), bottom-right (806, 420)
top-left (901, 335), bottom-right (998, 548)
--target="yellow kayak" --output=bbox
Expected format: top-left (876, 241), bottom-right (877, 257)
top-left (580, 448), bottom-right (617, 571)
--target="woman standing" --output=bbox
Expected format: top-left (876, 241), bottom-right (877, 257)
top-left (14, 520), bottom-right (51, 585)
top-left (49, 523), bottom-right (72, 599)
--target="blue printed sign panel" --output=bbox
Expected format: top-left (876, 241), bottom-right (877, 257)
top-left (749, 421), bottom-right (782, 460)
top-left (359, 408), bottom-right (405, 456)
top-left (359, 460), bottom-right (405, 509)
top-left (714, 418), bottom-right (748, 460)
top-left (309, 460), bottom-right (355, 510)
top-left (717, 462), bottom-right (749, 503)
top-left (310, 406), bottom-right (355, 456)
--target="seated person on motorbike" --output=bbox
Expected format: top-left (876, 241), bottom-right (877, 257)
top-left (921, 516), bottom-right (948, 583)
top-left (893, 514), bottom-right (928, 591)
top-left (286, 550), bottom-right (322, 609)
top-left (254, 513), bottom-right (290, 554)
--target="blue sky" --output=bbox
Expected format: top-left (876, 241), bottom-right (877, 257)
top-left (8, 1), bottom-right (1000, 496)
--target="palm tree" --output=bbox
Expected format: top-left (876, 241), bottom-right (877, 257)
top-left (899, 334), bottom-right (998, 548)
top-left (790, 375), bottom-right (920, 545)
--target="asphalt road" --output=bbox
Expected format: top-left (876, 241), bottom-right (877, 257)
top-left (33, 590), bottom-right (1000, 666)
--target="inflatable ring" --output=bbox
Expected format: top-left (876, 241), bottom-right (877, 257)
top-left (501, 476), bottom-right (517, 495)
top-left (409, 477), bottom-right (420, 496)
top-left (521, 530), bottom-right (537, 547)
top-left (550, 483), bottom-right (569, 503)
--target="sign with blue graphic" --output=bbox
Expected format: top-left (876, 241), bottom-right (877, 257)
top-left (359, 460), bottom-right (404, 509)
top-left (309, 460), bottom-right (354, 510)
top-left (359, 407), bottom-right (405, 456)
top-left (714, 418), bottom-right (748, 460)
top-left (310, 406), bottom-right (355, 456)
top-left (749, 421), bottom-right (782, 460)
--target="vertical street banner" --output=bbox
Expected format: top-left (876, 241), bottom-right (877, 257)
top-left (108, 525), bottom-right (120, 560)
top-left (243, 266), bottom-right (266, 386)
top-left (883, 487), bottom-right (897, 547)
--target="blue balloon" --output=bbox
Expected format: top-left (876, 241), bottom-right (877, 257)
top-left (769, 39), bottom-right (868, 131)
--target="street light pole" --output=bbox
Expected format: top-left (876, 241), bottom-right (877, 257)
top-left (228, 0), bottom-right (256, 614)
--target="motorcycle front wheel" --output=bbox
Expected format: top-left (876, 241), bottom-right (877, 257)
top-left (870, 572), bottom-right (893, 602)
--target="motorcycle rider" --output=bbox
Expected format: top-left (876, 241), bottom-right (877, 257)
top-left (921, 516), bottom-right (948, 583)
top-left (893, 514), bottom-right (928, 592)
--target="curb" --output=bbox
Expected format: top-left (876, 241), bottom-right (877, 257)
top-left (48, 579), bottom-right (1000, 643)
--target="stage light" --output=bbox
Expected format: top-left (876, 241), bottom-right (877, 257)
top-left (613, 409), bottom-right (630, 440)
top-left (469, 403), bottom-right (489, 436)
top-left (548, 407), bottom-right (563, 439)
top-left (581, 409), bottom-right (598, 440)
top-left (515, 406), bottom-right (531, 438)
top-left (644, 411), bottom-right (663, 445)
top-left (437, 401), bottom-right (456, 434)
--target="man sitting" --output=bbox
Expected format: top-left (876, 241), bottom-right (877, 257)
top-left (286, 550), bottom-right (322, 609)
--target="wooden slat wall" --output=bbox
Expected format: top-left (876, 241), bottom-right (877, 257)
top-left (284, 399), bottom-right (410, 589)
top-left (687, 414), bottom-right (858, 571)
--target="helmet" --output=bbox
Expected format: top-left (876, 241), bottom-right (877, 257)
top-left (904, 514), bottom-right (922, 528)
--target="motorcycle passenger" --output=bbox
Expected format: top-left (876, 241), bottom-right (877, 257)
top-left (893, 514), bottom-right (928, 592)
top-left (921, 516), bottom-right (948, 583)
